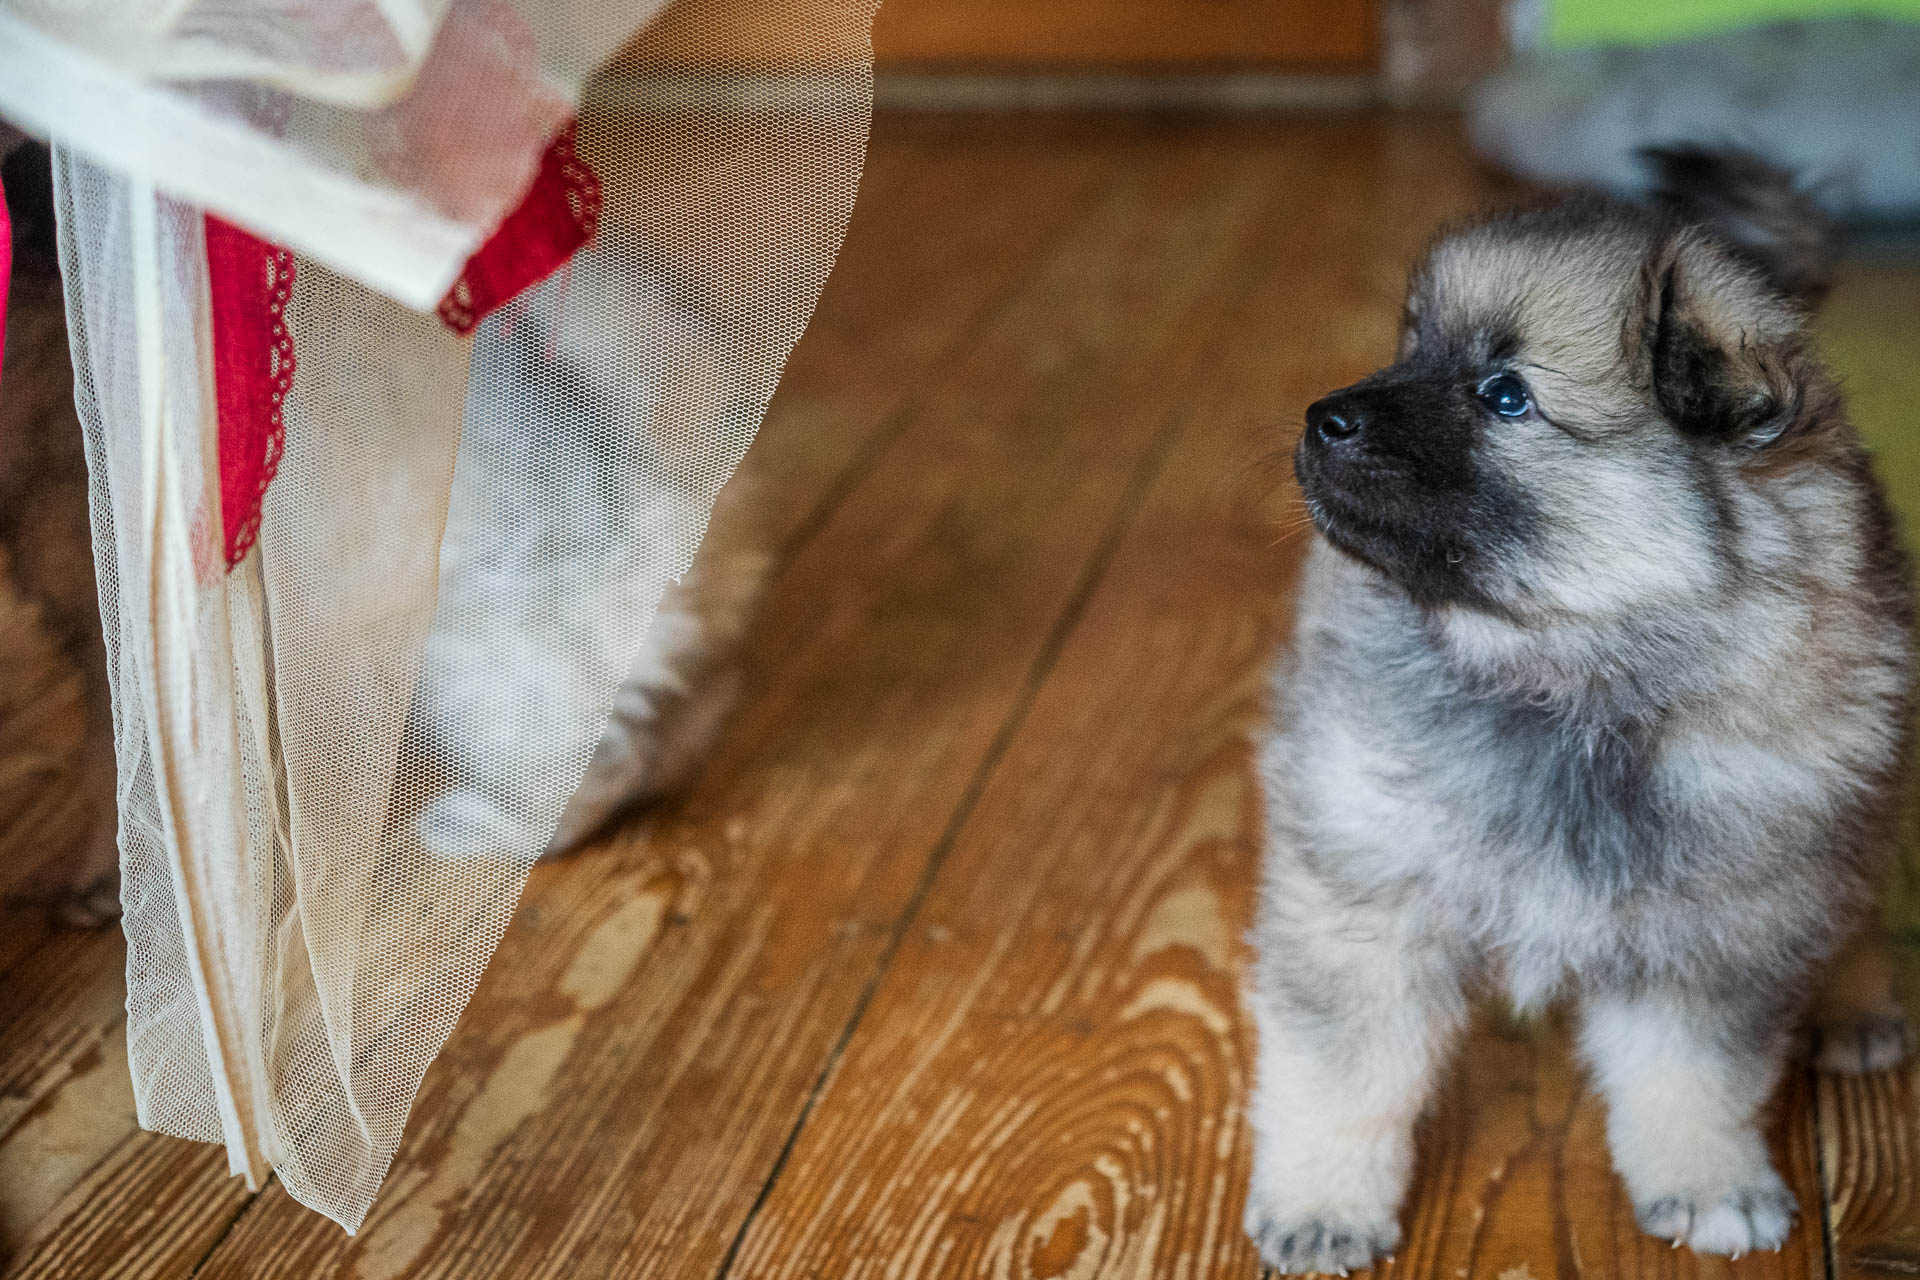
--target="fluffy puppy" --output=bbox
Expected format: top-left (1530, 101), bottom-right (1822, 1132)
top-left (0, 138), bottom-right (762, 916)
top-left (540, 479), bottom-right (767, 854)
top-left (411, 255), bottom-right (770, 860)
top-left (1245, 148), bottom-right (1915, 1273)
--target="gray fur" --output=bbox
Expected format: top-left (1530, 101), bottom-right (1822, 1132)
top-left (1246, 154), bottom-right (1914, 1270)
top-left (406, 261), bottom-right (768, 859)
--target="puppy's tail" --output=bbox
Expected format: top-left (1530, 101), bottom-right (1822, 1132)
top-left (1641, 144), bottom-right (1834, 307)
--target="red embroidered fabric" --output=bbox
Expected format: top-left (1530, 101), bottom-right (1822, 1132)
top-left (196, 116), bottom-right (592, 574)
top-left (204, 215), bottom-right (296, 570)
top-left (437, 118), bottom-right (601, 334)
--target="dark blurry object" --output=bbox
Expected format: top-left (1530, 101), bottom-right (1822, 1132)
top-left (1472, 18), bottom-right (1920, 221)
top-left (1646, 143), bottom-right (1836, 304)
top-left (0, 140), bottom-right (119, 927)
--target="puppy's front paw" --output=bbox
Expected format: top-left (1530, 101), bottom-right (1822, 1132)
top-left (1634, 1170), bottom-right (1796, 1257)
top-left (1245, 1203), bottom-right (1399, 1275)
top-left (1814, 1011), bottom-right (1914, 1075)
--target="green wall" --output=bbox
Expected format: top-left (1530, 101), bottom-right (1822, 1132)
top-left (1548, 0), bottom-right (1920, 46)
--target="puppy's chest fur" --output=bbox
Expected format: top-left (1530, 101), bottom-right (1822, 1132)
top-left (1265, 547), bottom-right (1898, 1006)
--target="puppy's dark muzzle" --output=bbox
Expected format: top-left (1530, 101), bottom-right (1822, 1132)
top-left (1305, 395), bottom-right (1364, 448)
top-left (1300, 379), bottom-right (1426, 474)
top-left (1294, 381), bottom-right (1420, 534)
top-left (1298, 390), bottom-right (1394, 495)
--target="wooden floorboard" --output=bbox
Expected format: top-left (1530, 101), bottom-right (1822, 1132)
top-left (1385, 1018), bottom-right (1826, 1280)
top-left (184, 120), bottom-right (1280, 1279)
top-left (3, 117), bottom-right (1105, 1276)
top-left (721, 115), bottom-right (1800, 1280)
top-left (0, 542), bottom-right (144, 1270)
top-left (1815, 940), bottom-right (1920, 1280)
top-left (720, 117), bottom-right (1836, 1280)
top-left (717, 121), bottom-right (1372, 1280)
top-left (4, 113), bottom-right (1917, 1280)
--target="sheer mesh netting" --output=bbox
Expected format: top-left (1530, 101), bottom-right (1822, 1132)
top-left (15, 0), bottom-right (875, 1230)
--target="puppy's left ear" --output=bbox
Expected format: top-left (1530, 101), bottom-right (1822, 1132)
top-left (1649, 229), bottom-right (1814, 449)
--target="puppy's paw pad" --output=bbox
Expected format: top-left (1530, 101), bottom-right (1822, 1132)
top-left (1245, 1207), bottom-right (1399, 1275)
top-left (1814, 1012), bottom-right (1913, 1075)
top-left (1635, 1178), bottom-right (1796, 1257)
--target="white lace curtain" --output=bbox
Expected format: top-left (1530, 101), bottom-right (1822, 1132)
top-left (0, 0), bottom-right (874, 1230)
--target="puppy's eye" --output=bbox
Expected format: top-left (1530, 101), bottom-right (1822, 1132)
top-left (1475, 373), bottom-right (1533, 419)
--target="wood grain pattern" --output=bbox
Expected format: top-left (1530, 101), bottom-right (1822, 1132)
top-left (1385, 1015), bottom-right (1825, 1280)
top-left (1816, 940), bottom-right (1920, 1280)
top-left (182, 121), bottom-right (1287, 1280)
top-left (3, 1137), bottom-right (251, 1280)
top-left (3, 115), bottom-right (1914, 1280)
top-left (0, 948), bottom-right (133, 1269)
top-left (0, 564), bottom-right (90, 933)
top-left (871, 0), bottom-right (1376, 69)
top-left (723, 118), bottom-right (1837, 1280)
top-left (0, 549), bottom-right (144, 1270)
top-left (1819, 1056), bottom-right (1920, 1279)
top-left (6, 119), bottom-right (1101, 1276)
top-left (611, 0), bottom-right (1376, 71)
top-left (724, 116), bottom-right (1477, 1280)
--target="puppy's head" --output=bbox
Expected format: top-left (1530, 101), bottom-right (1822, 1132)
top-left (1295, 191), bottom-right (1830, 626)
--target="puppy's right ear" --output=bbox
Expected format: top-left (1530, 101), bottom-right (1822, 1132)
top-left (1648, 229), bottom-right (1814, 449)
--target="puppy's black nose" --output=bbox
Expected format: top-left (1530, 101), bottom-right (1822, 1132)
top-left (1307, 396), bottom-right (1361, 445)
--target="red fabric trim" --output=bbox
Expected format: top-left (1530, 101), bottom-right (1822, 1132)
top-left (437, 118), bottom-right (601, 335)
top-left (204, 216), bottom-right (296, 570)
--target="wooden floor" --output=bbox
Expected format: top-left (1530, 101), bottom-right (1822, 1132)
top-left (4, 113), bottom-right (1919, 1280)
